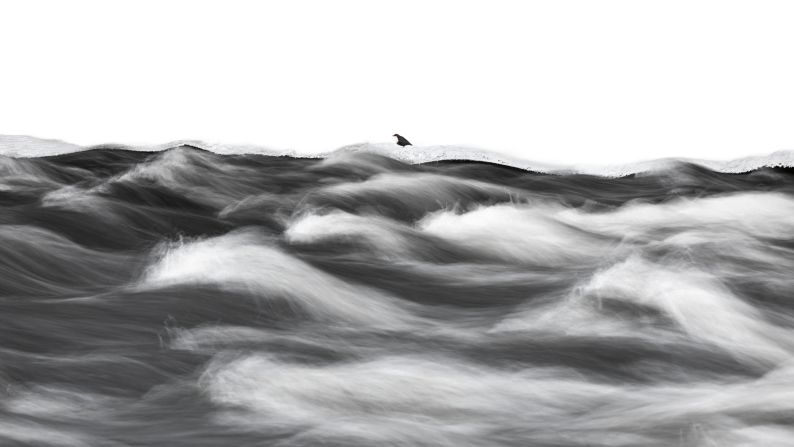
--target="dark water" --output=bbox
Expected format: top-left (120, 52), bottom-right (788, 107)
top-left (2, 146), bottom-right (794, 446)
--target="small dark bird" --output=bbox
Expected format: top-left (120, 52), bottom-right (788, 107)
top-left (393, 134), bottom-right (412, 147)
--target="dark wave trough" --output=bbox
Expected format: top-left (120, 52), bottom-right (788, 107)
top-left (2, 145), bottom-right (794, 446)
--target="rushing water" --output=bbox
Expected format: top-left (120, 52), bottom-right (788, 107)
top-left (2, 145), bottom-right (794, 446)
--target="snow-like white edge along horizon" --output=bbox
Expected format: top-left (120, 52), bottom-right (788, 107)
top-left (2, 134), bottom-right (794, 177)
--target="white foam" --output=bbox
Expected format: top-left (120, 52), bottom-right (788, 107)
top-left (419, 203), bottom-right (618, 266)
top-left (557, 191), bottom-right (794, 240)
top-left (423, 193), bottom-right (794, 260)
top-left (140, 229), bottom-right (418, 328)
top-left (200, 353), bottom-right (620, 445)
top-left (465, 194), bottom-right (794, 360)
top-left (0, 135), bottom-right (82, 158)
top-left (494, 253), bottom-right (792, 363)
top-left (582, 256), bottom-right (791, 364)
top-left (319, 171), bottom-right (520, 199)
top-left (4, 134), bottom-right (793, 177)
top-left (286, 211), bottom-right (413, 256)
top-left (199, 351), bottom-right (794, 446)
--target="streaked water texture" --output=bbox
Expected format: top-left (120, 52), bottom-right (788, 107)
top-left (2, 145), bottom-right (794, 446)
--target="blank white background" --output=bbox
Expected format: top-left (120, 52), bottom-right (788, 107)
top-left (1, 0), bottom-right (793, 165)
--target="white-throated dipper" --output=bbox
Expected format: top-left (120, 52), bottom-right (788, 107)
top-left (393, 134), bottom-right (412, 147)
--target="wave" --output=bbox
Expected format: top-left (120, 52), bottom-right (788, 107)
top-left (0, 139), bottom-right (793, 445)
top-left (4, 134), bottom-right (794, 176)
top-left (196, 352), bottom-right (794, 446)
top-left (140, 229), bottom-right (420, 328)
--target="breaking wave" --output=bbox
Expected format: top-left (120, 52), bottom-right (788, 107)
top-left (2, 139), bottom-right (794, 446)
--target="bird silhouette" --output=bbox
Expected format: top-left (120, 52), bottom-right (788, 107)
top-left (393, 134), bottom-right (412, 147)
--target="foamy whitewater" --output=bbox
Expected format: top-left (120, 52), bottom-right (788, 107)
top-left (2, 136), bottom-right (794, 446)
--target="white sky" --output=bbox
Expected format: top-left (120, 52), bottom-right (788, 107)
top-left (2, 0), bottom-right (794, 165)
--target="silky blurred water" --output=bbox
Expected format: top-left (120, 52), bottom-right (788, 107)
top-left (2, 146), bottom-right (794, 446)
